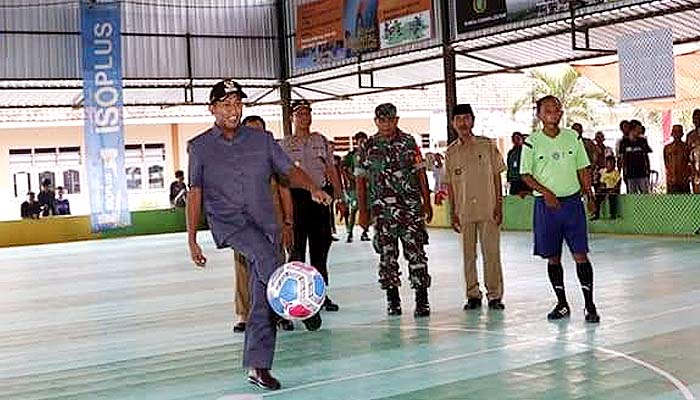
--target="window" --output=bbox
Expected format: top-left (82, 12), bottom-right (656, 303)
top-left (420, 133), bottom-right (430, 149)
top-left (148, 165), bottom-right (164, 189)
top-left (63, 170), bottom-right (81, 194)
top-left (124, 143), bottom-right (166, 192)
top-left (126, 166), bottom-right (142, 190)
top-left (13, 172), bottom-right (30, 198)
top-left (38, 171), bottom-right (55, 188)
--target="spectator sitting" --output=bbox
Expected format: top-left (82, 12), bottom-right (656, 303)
top-left (169, 170), bottom-right (187, 208)
top-left (21, 192), bottom-right (41, 219)
top-left (593, 156), bottom-right (621, 221)
top-left (37, 179), bottom-right (56, 217)
top-left (55, 186), bottom-right (71, 215)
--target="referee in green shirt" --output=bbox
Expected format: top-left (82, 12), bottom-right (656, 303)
top-left (520, 95), bottom-right (600, 323)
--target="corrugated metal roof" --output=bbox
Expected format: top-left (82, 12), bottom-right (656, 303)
top-left (0, 0), bottom-right (278, 80)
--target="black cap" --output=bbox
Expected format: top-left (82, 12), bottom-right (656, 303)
top-left (452, 104), bottom-right (475, 118)
top-left (209, 79), bottom-right (247, 104)
top-left (292, 99), bottom-right (312, 113)
top-left (375, 103), bottom-right (397, 119)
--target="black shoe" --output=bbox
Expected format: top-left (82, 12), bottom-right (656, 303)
top-left (248, 368), bottom-right (281, 390)
top-left (584, 307), bottom-right (600, 323)
top-left (323, 297), bottom-right (340, 312)
top-left (463, 298), bottom-right (482, 310)
top-left (360, 232), bottom-right (370, 241)
top-left (414, 288), bottom-right (430, 318)
top-left (590, 215), bottom-right (600, 221)
top-left (302, 313), bottom-right (322, 331)
top-left (488, 299), bottom-right (505, 310)
top-left (233, 322), bottom-right (246, 333)
top-left (346, 235), bottom-right (353, 243)
top-left (386, 287), bottom-right (402, 316)
top-left (547, 303), bottom-right (571, 320)
top-left (331, 235), bottom-right (340, 242)
top-left (278, 319), bottom-right (294, 331)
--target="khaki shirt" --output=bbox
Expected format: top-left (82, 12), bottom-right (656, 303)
top-left (281, 132), bottom-right (332, 188)
top-left (445, 136), bottom-right (506, 223)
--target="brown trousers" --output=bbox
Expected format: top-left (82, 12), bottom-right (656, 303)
top-left (461, 220), bottom-right (504, 301)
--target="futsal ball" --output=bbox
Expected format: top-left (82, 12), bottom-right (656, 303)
top-left (266, 261), bottom-right (326, 320)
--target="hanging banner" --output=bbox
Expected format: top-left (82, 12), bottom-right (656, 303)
top-left (81, 0), bottom-right (130, 231)
top-left (455, 0), bottom-right (620, 34)
top-left (294, 0), bottom-right (433, 70)
top-left (378, 0), bottom-right (432, 49)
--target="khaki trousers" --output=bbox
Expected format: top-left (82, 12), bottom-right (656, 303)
top-left (234, 246), bottom-right (286, 321)
top-left (461, 220), bottom-right (504, 301)
top-left (234, 252), bottom-right (251, 320)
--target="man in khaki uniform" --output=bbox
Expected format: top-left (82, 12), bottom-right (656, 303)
top-left (445, 104), bottom-right (506, 311)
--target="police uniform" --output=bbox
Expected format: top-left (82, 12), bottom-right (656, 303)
top-left (445, 136), bottom-right (506, 304)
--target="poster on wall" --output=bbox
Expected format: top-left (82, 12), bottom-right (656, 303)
top-left (378, 0), bottom-right (432, 49)
top-left (295, 0), bottom-right (433, 70)
top-left (295, 0), bottom-right (347, 70)
top-left (80, 0), bottom-right (131, 231)
top-left (455, 0), bottom-right (619, 34)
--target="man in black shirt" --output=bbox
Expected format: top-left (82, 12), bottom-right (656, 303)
top-left (169, 170), bottom-right (187, 208)
top-left (619, 120), bottom-right (652, 194)
top-left (506, 132), bottom-right (530, 197)
top-left (21, 192), bottom-right (41, 219)
top-left (37, 179), bottom-right (56, 217)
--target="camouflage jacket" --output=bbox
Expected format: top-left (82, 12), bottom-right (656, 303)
top-left (356, 130), bottom-right (424, 217)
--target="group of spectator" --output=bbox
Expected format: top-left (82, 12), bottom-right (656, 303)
top-left (20, 179), bottom-right (70, 219)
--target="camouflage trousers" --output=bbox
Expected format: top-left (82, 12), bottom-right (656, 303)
top-left (372, 213), bottom-right (431, 290)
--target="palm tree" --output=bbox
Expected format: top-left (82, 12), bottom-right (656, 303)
top-left (511, 66), bottom-right (615, 128)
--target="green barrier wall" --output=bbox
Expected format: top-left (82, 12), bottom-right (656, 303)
top-left (2, 195), bottom-right (699, 247)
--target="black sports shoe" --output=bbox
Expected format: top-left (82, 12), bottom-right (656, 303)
top-left (584, 307), bottom-right (600, 323)
top-left (346, 234), bottom-right (353, 243)
top-left (302, 313), bottom-right (322, 331)
top-left (232, 322), bottom-right (246, 333)
top-left (463, 298), bottom-right (482, 310)
top-left (278, 319), bottom-right (294, 331)
top-left (547, 303), bottom-right (570, 320)
top-left (323, 297), bottom-right (339, 312)
top-left (488, 299), bottom-right (505, 310)
top-left (360, 231), bottom-right (371, 241)
top-left (248, 369), bottom-right (281, 390)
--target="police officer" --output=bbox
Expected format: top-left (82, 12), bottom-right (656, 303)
top-left (444, 104), bottom-right (506, 311)
top-left (186, 80), bottom-right (332, 390)
top-left (357, 103), bottom-right (433, 317)
top-left (281, 100), bottom-right (344, 314)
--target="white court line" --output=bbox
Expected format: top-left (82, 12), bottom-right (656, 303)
top-left (263, 338), bottom-right (540, 397)
top-left (260, 304), bottom-right (700, 398)
top-left (359, 324), bottom-right (696, 400)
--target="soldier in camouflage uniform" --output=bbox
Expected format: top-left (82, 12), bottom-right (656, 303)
top-left (357, 103), bottom-right (433, 317)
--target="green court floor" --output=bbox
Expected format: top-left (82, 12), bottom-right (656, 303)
top-left (0, 230), bottom-right (698, 399)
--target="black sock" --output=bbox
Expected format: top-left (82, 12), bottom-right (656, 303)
top-left (576, 262), bottom-right (595, 311)
top-left (548, 263), bottom-right (567, 306)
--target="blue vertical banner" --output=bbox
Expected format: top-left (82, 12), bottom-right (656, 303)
top-left (81, 0), bottom-right (130, 231)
